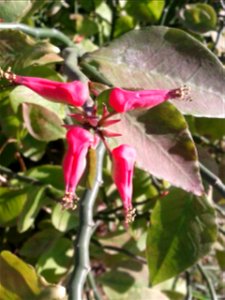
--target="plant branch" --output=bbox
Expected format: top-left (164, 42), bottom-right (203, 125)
top-left (68, 143), bottom-right (105, 300)
top-left (200, 163), bottom-right (225, 198)
top-left (87, 271), bottom-right (102, 300)
top-left (0, 23), bottom-right (75, 47)
top-left (197, 263), bottom-right (217, 300)
top-left (0, 165), bottom-right (41, 185)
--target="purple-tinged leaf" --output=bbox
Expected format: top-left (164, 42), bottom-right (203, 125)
top-left (22, 103), bottom-right (65, 142)
top-left (111, 102), bottom-right (203, 195)
top-left (83, 26), bottom-right (225, 118)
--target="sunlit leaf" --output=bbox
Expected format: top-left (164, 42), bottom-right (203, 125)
top-left (0, 187), bottom-right (27, 227)
top-left (36, 237), bottom-right (73, 283)
top-left (0, 0), bottom-right (32, 22)
top-left (180, 4), bottom-right (217, 33)
top-left (111, 102), bottom-right (203, 195)
top-left (0, 251), bottom-right (66, 299)
top-left (0, 30), bottom-right (59, 71)
top-left (22, 103), bottom-right (66, 142)
top-left (17, 186), bottom-right (48, 233)
top-left (83, 26), bottom-right (225, 118)
top-left (146, 189), bottom-right (217, 285)
top-left (51, 203), bottom-right (78, 232)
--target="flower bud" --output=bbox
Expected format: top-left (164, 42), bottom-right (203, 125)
top-left (109, 87), bottom-right (189, 113)
top-left (62, 127), bottom-right (93, 208)
top-left (14, 75), bottom-right (89, 107)
top-left (112, 144), bottom-right (136, 224)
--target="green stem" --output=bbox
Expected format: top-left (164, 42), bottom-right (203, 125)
top-left (87, 271), bottom-right (102, 300)
top-left (197, 263), bottom-right (217, 300)
top-left (0, 23), bottom-right (75, 48)
top-left (68, 143), bottom-right (105, 300)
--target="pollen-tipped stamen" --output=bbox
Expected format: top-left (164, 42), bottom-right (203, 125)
top-left (169, 85), bottom-right (192, 102)
top-left (61, 192), bottom-right (79, 210)
top-left (125, 207), bottom-right (136, 225)
top-left (0, 67), bottom-right (16, 82)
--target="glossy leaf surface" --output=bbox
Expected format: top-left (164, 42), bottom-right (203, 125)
top-left (146, 189), bottom-right (217, 285)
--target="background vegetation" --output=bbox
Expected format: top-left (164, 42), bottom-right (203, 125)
top-left (0, 0), bottom-right (225, 299)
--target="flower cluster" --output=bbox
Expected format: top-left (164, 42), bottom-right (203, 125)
top-left (1, 68), bottom-right (190, 225)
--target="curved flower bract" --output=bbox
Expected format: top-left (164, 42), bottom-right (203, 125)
top-left (109, 87), bottom-right (188, 113)
top-left (62, 127), bottom-right (94, 208)
top-left (112, 144), bottom-right (136, 224)
top-left (14, 75), bottom-right (89, 107)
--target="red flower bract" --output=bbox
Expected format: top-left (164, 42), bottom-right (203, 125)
top-left (14, 75), bottom-right (89, 107)
top-left (109, 87), bottom-right (186, 113)
top-left (62, 127), bottom-right (94, 208)
top-left (112, 144), bottom-right (136, 224)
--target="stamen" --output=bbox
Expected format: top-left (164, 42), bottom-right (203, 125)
top-left (169, 85), bottom-right (192, 102)
top-left (125, 207), bottom-right (136, 225)
top-left (60, 192), bottom-right (79, 210)
top-left (0, 67), bottom-right (16, 82)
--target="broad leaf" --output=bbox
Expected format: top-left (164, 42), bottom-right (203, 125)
top-left (179, 4), bottom-right (217, 33)
top-left (0, 30), bottom-right (59, 71)
top-left (36, 237), bottom-right (74, 283)
top-left (25, 165), bottom-right (64, 190)
top-left (0, 0), bottom-right (32, 22)
top-left (51, 203), bottom-right (78, 232)
top-left (83, 26), bottom-right (225, 118)
top-left (22, 103), bottom-right (66, 142)
top-left (0, 187), bottom-right (27, 227)
top-left (20, 229), bottom-right (61, 262)
top-left (0, 251), bottom-right (66, 299)
top-left (17, 186), bottom-right (48, 233)
top-left (146, 189), bottom-right (217, 285)
top-left (111, 102), bottom-right (203, 195)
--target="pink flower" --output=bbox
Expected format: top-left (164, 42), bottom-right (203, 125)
top-left (14, 75), bottom-right (89, 107)
top-left (62, 127), bottom-right (93, 208)
top-left (112, 144), bottom-right (136, 224)
top-left (109, 87), bottom-right (187, 113)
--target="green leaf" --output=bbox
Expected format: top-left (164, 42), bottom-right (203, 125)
top-left (51, 203), bottom-right (78, 232)
top-left (0, 0), bottom-right (32, 22)
top-left (180, 4), bottom-right (217, 33)
top-left (0, 251), bottom-right (66, 300)
top-left (114, 16), bottom-right (135, 38)
top-left (77, 17), bottom-right (99, 37)
top-left (110, 102), bottom-right (203, 195)
top-left (0, 30), bottom-right (59, 71)
top-left (0, 187), bottom-right (27, 227)
top-left (25, 165), bottom-right (64, 190)
top-left (125, 0), bottom-right (165, 23)
top-left (22, 103), bottom-right (66, 142)
top-left (194, 118), bottom-right (225, 141)
top-left (0, 90), bottom-right (21, 138)
top-left (21, 134), bottom-right (47, 162)
top-left (20, 229), bottom-right (61, 262)
top-left (146, 189), bottom-right (217, 285)
top-left (83, 26), bottom-right (225, 118)
top-left (17, 186), bottom-right (47, 233)
top-left (36, 237), bottom-right (74, 283)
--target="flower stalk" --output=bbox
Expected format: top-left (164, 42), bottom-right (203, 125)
top-left (68, 143), bottom-right (105, 300)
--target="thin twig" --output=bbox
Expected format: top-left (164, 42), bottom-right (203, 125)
top-left (197, 263), bottom-right (217, 300)
top-left (185, 271), bottom-right (192, 300)
top-left (68, 143), bottom-right (105, 300)
top-left (0, 23), bottom-right (75, 47)
top-left (200, 163), bottom-right (225, 198)
top-left (87, 271), bottom-right (102, 300)
top-left (92, 239), bottom-right (147, 264)
top-left (0, 165), bottom-right (41, 185)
